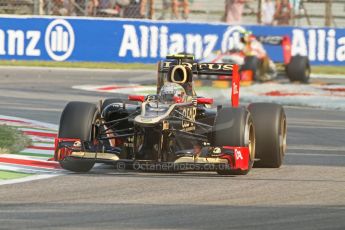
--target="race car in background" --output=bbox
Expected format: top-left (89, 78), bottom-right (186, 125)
top-left (204, 32), bottom-right (311, 83)
top-left (55, 54), bottom-right (287, 175)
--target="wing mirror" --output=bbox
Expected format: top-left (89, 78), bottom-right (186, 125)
top-left (197, 98), bottom-right (214, 105)
top-left (128, 95), bottom-right (145, 102)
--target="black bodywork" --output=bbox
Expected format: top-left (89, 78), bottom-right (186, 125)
top-left (55, 55), bottom-right (243, 173)
top-left (100, 56), bottom-right (224, 163)
top-left (101, 96), bottom-right (217, 162)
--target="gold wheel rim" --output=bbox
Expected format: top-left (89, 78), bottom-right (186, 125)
top-left (280, 117), bottom-right (287, 155)
top-left (248, 122), bottom-right (256, 161)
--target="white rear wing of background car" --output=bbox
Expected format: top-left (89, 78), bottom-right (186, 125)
top-left (256, 35), bottom-right (292, 64)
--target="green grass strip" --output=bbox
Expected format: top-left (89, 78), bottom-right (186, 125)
top-left (0, 125), bottom-right (31, 154)
top-left (0, 60), bottom-right (155, 70)
top-left (0, 170), bottom-right (33, 180)
top-left (312, 66), bottom-right (345, 75)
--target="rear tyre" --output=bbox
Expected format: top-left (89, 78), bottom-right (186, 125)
top-left (286, 55), bottom-right (310, 83)
top-left (213, 107), bottom-right (255, 175)
top-left (248, 103), bottom-right (287, 168)
top-left (58, 101), bottom-right (99, 172)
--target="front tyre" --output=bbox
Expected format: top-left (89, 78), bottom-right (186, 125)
top-left (213, 107), bottom-right (255, 175)
top-left (58, 101), bottom-right (99, 172)
top-left (248, 103), bottom-right (287, 168)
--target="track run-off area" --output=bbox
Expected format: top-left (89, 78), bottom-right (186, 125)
top-left (0, 66), bottom-right (344, 230)
top-left (0, 115), bottom-right (61, 185)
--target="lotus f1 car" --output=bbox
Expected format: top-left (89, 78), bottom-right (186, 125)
top-left (205, 34), bottom-right (311, 83)
top-left (55, 55), bottom-right (287, 175)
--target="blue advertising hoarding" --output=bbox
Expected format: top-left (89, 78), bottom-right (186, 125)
top-left (0, 16), bottom-right (344, 65)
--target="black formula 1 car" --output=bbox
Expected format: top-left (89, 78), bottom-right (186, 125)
top-left (55, 54), bottom-right (287, 175)
top-left (205, 35), bottom-right (311, 83)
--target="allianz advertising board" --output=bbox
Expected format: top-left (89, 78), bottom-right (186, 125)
top-left (0, 16), bottom-right (344, 65)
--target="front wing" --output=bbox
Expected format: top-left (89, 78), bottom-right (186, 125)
top-left (54, 138), bottom-right (250, 172)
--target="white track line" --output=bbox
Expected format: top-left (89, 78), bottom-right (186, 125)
top-left (26, 136), bottom-right (55, 143)
top-left (0, 174), bottom-right (59, 186)
top-left (31, 143), bottom-right (55, 148)
top-left (0, 65), bottom-right (343, 79)
top-left (0, 65), bottom-right (155, 73)
top-left (311, 74), bottom-right (345, 79)
top-left (0, 154), bottom-right (52, 161)
top-left (17, 128), bottom-right (56, 134)
top-left (288, 145), bottom-right (345, 152)
top-left (288, 125), bottom-right (345, 130)
top-left (0, 163), bottom-right (59, 174)
top-left (286, 152), bottom-right (345, 157)
top-left (21, 148), bottom-right (54, 155)
top-left (0, 115), bottom-right (58, 130)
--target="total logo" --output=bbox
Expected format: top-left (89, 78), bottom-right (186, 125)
top-left (0, 19), bottom-right (74, 61)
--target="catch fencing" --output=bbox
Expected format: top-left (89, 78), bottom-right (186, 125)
top-left (1, 0), bottom-right (345, 27)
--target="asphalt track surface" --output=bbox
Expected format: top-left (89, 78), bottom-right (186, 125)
top-left (0, 66), bottom-right (344, 230)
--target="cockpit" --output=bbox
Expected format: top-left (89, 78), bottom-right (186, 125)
top-left (159, 83), bottom-right (186, 104)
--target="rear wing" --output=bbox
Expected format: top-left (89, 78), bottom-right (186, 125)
top-left (158, 61), bottom-right (235, 76)
top-left (256, 35), bottom-right (287, 45)
top-left (158, 60), bottom-right (240, 107)
top-left (256, 35), bottom-right (292, 64)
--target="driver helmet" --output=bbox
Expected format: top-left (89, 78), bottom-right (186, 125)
top-left (241, 30), bottom-right (255, 43)
top-left (160, 83), bottom-right (185, 103)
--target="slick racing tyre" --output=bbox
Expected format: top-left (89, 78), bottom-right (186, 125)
top-left (101, 98), bottom-right (124, 112)
top-left (248, 103), bottom-right (287, 168)
top-left (213, 107), bottom-right (255, 175)
top-left (58, 102), bottom-right (99, 172)
top-left (286, 55), bottom-right (310, 83)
